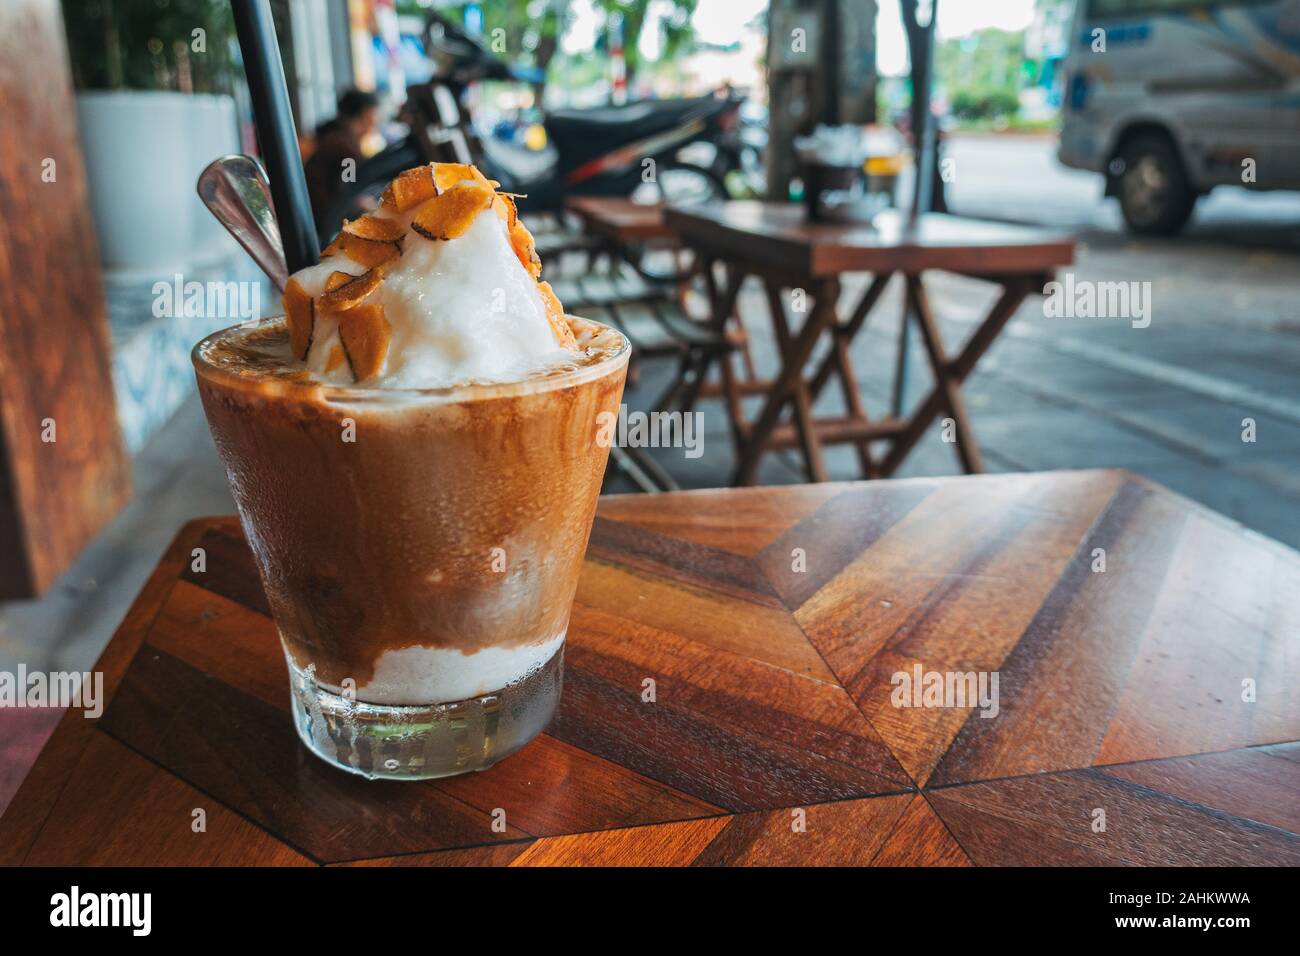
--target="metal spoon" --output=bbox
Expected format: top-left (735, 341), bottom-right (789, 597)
top-left (196, 154), bottom-right (289, 292)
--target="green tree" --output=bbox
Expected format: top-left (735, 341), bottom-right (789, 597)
top-left (430, 0), bottom-right (698, 99)
top-left (434, 1), bottom-right (573, 99)
top-left (63, 0), bottom-right (236, 93)
top-left (596, 0), bottom-right (698, 90)
top-left (934, 28), bottom-right (1025, 108)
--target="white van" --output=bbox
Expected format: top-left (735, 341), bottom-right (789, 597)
top-left (1058, 0), bottom-right (1300, 234)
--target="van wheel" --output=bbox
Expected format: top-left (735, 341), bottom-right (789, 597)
top-left (1116, 134), bottom-right (1196, 235)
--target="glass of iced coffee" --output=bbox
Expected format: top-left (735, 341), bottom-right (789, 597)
top-left (193, 164), bottom-right (628, 780)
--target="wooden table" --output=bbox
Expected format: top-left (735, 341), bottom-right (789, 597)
top-left (566, 196), bottom-right (673, 244)
top-left (563, 196), bottom-right (748, 481)
top-left (3, 471), bottom-right (1297, 866)
top-left (559, 197), bottom-right (697, 493)
top-left (562, 196), bottom-right (695, 307)
top-left (566, 196), bottom-right (771, 425)
top-left (561, 196), bottom-right (682, 309)
top-left (663, 202), bottom-right (1076, 485)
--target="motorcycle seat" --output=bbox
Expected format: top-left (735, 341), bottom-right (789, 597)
top-left (547, 96), bottom-right (715, 129)
top-left (546, 96), bottom-right (722, 169)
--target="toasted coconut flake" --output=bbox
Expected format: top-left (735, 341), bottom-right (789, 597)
top-left (492, 193), bottom-right (518, 231)
top-left (537, 281), bottom-right (577, 349)
top-left (410, 182), bottom-right (496, 241)
top-left (320, 269), bottom-right (382, 311)
top-left (342, 215), bottom-right (405, 242)
top-left (312, 162), bottom-right (566, 374)
top-left (432, 162), bottom-right (494, 192)
top-left (326, 344), bottom-right (346, 372)
top-left (325, 231), bottom-right (402, 270)
top-left (283, 277), bottom-right (315, 360)
top-left (338, 304), bottom-right (392, 382)
top-left (381, 165), bottom-right (438, 212)
top-left (510, 219), bottom-right (542, 279)
top-left (324, 270), bottom-right (354, 292)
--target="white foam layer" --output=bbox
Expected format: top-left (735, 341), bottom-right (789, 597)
top-left (290, 204), bottom-right (567, 389)
top-left (333, 632), bottom-right (566, 705)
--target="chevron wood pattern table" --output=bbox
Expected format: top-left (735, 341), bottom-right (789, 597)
top-left (2, 470), bottom-right (1297, 866)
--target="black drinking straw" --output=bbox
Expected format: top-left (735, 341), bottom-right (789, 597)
top-left (232, 0), bottom-right (319, 273)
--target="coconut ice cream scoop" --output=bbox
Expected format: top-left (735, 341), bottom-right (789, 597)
top-left (281, 163), bottom-right (575, 389)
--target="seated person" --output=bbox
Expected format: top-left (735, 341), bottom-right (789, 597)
top-left (305, 88), bottom-right (380, 222)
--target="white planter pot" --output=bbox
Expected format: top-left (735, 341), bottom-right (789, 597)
top-left (186, 94), bottom-right (241, 264)
top-left (76, 91), bottom-right (239, 272)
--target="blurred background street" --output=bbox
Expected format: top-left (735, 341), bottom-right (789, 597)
top-left (611, 129), bottom-right (1300, 550)
top-left (948, 131), bottom-right (1300, 252)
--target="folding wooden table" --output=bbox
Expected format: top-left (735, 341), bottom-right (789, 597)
top-left (559, 197), bottom-right (704, 493)
top-left (663, 203), bottom-right (1075, 485)
top-left (566, 195), bottom-right (674, 245)
top-left (563, 196), bottom-right (761, 415)
top-left (559, 197), bottom-right (684, 318)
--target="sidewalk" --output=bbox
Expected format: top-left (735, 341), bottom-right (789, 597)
top-left (613, 255), bottom-right (1300, 551)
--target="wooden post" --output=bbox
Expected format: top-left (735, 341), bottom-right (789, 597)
top-left (0, 0), bottom-right (132, 598)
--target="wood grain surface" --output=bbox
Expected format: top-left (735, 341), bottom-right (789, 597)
top-left (0, 0), bottom-right (131, 597)
top-left (2, 471), bottom-right (1297, 866)
top-left (663, 204), bottom-right (1074, 278)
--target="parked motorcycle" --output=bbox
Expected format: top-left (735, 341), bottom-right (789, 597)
top-left (318, 13), bottom-right (744, 244)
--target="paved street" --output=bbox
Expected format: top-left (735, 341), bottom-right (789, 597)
top-left (614, 133), bottom-right (1300, 549)
top-left (945, 132), bottom-right (1300, 259)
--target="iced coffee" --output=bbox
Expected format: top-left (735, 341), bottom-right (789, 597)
top-left (193, 164), bottom-right (628, 779)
